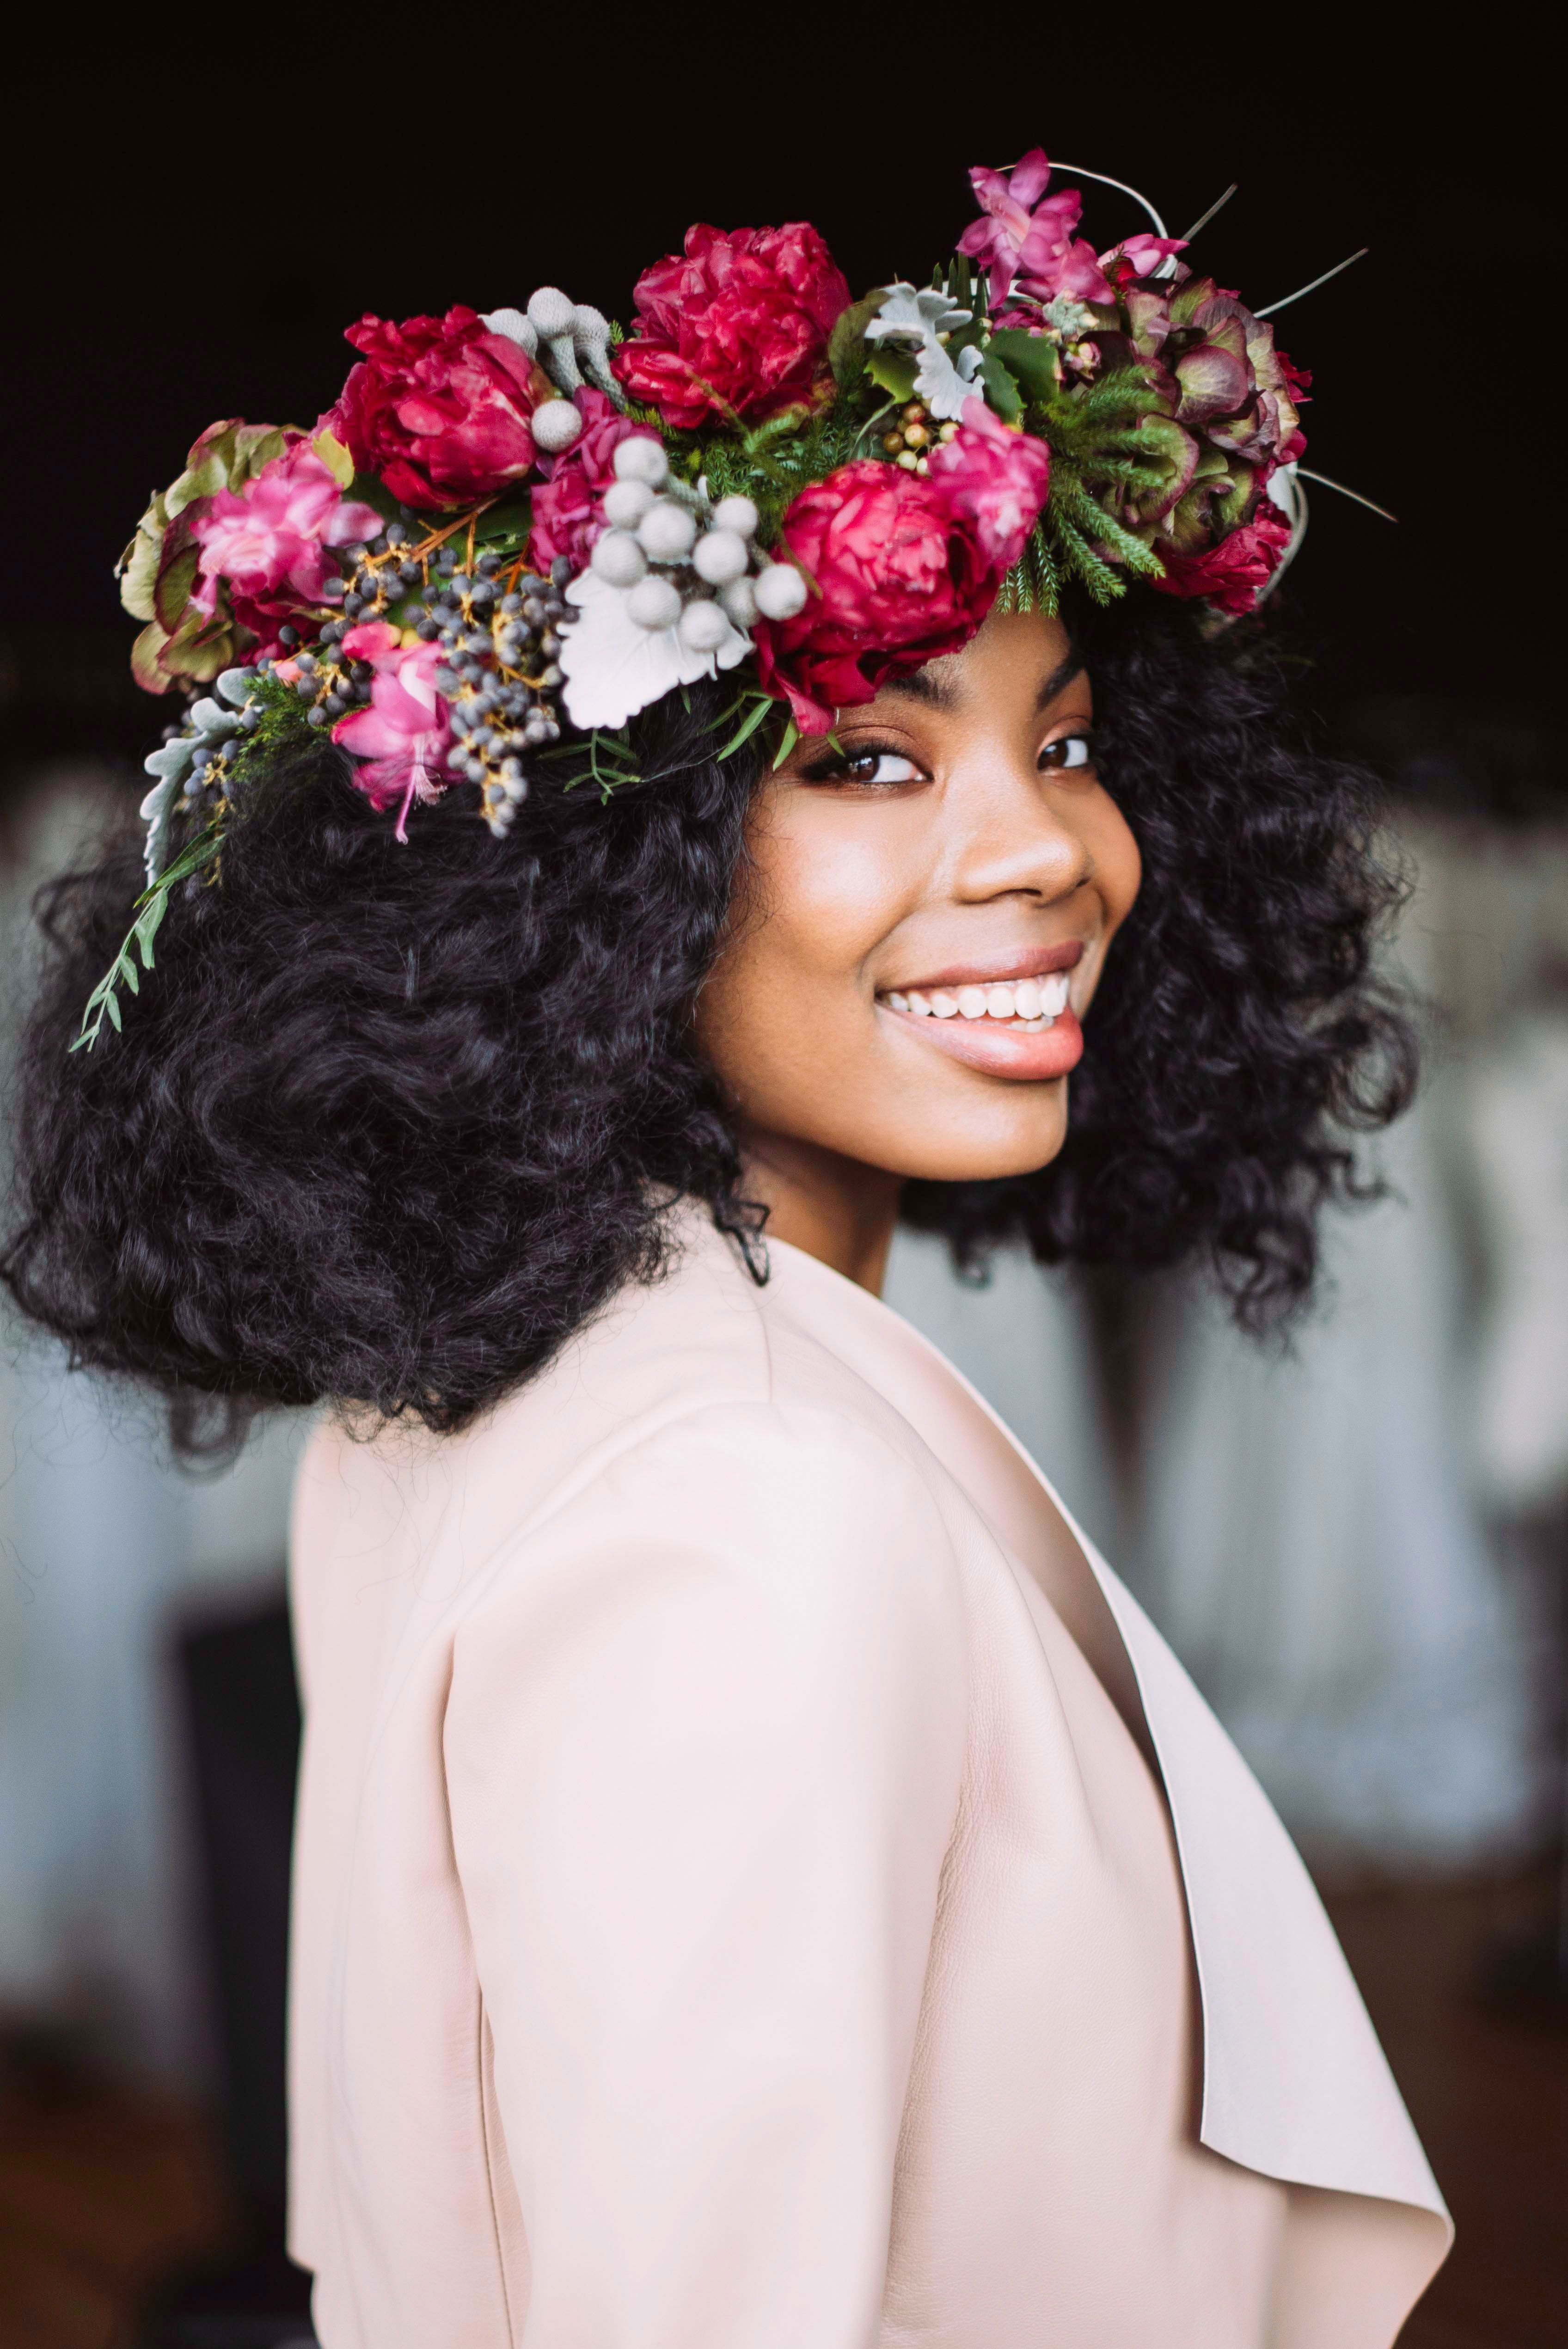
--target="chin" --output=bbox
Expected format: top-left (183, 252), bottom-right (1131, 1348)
top-left (878, 1087), bottom-right (1072, 1184)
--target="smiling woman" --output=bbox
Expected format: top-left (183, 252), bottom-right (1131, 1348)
top-left (697, 612), bottom-right (1141, 1287)
top-left (1, 153), bottom-right (1446, 2349)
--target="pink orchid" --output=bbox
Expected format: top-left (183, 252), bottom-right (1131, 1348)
top-left (958, 149), bottom-right (1113, 307)
top-left (331, 621), bottom-right (454, 840)
top-left (191, 442), bottom-right (382, 641)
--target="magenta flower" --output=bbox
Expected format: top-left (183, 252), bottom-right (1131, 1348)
top-left (1151, 500), bottom-right (1293, 615)
top-left (331, 622), bottom-right (454, 839)
top-left (191, 441), bottom-right (381, 653)
top-left (528, 389), bottom-right (659, 572)
top-left (611, 221), bottom-right (850, 429)
top-left (958, 149), bottom-right (1113, 307)
top-left (927, 399), bottom-right (1052, 571)
top-left (1100, 233), bottom-right (1188, 282)
top-left (753, 410), bottom-right (1051, 734)
top-left (335, 307), bottom-right (544, 511)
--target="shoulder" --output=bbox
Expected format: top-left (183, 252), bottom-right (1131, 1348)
top-left (451, 1394), bottom-right (969, 1732)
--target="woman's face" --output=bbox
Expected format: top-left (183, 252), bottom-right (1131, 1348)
top-left (697, 608), bottom-right (1142, 1190)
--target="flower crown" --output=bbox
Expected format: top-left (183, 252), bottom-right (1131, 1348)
top-left (81, 148), bottom-right (1318, 1047)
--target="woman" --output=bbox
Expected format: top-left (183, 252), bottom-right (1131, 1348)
top-left (3, 153), bottom-right (1450, 2345)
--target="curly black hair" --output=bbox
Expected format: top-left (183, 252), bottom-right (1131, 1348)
top-left (1, 597), bottom-right (1414, 1459)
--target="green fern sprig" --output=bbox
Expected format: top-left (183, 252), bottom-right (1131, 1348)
top-left (72, 822), bottom-right (222, 1052)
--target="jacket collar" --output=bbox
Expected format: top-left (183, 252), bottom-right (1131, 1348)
top-left (750, 1225), bottom-right (1449, 2235)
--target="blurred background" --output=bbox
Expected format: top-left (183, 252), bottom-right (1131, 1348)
top-left (3, 35), bottom-right (1563, 2349)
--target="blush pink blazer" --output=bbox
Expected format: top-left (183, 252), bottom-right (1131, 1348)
top-left (287, 1207), bottom-right (1451, 2348)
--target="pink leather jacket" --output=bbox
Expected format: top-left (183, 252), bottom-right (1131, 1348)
top-left (287, 1208), bottom-right (1450, 2347)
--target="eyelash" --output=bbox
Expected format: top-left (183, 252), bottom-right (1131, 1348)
top-left (800, 729), bottom-right (1096, 786)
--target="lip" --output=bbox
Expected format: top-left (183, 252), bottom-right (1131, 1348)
top-left (884, 938), bottom-right (1086, 994)
top-left (882, 1003), bottom-right (1084, 1082)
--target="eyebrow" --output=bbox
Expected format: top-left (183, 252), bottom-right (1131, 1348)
top-left (880, 649), bottom-right (1085, 714)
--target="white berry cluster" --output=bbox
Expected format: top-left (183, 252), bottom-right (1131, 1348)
top-left (587, 438), bottom-right (808, 655)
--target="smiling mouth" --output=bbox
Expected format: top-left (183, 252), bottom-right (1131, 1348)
top-left (879, 972), bottom-right (1072, 1032)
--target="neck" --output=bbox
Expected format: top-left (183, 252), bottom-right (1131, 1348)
top-left (735, 1130), bottom-right (902, 1295)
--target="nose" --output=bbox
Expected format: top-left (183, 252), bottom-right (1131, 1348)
top-left (944, 752), bottom-right (1093, 909)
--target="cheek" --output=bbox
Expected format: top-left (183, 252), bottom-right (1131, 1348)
top-left (1090, 791), bottom-right (1142, 938)
top-left (695, 810), bottom-right (907, 1102)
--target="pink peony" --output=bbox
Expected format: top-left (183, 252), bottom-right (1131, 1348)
top-left (958, 150), bottom-right (1113, 308)
top-left (334, 307), bottom-right (542, 512)
top-left (331, 621), bottom-right (454, 838)
top-left (528, 389), bottom-right (661, 572)
top-left (1150, 500), bottom-right (1292, 616)
top-left (753, 414), bottom-right (1051, 733)
top-left (611, 221), bottom-right (850, 429)
top-left (190, 441), bottom-right (382, 655)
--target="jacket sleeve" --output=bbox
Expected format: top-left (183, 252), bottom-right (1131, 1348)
top-left (444, 1398), bottom-right (969, 2349)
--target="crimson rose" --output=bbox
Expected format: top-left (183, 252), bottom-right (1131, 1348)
top-left (753, 413), bottom-right (1051, 733)
top-left (334, 307), bottom-right (541, 512)
top-left (1151, 497), bottom-right (1292, 615)
top-left (611, 222), bottom-right (850, 429)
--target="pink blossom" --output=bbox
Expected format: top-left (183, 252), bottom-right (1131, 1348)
top-left (927, 399), bottom-right (1052, 571)
top-left (191, 442), bottom-right (381, 654)
top-left (528, 389), bottom-right (659, 572)
top-left (331, 621), bottom-right (454, 839)
top-left (957, 149), bottom-right (1113, 307)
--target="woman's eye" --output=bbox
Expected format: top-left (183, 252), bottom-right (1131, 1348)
top-left (1039, 731), bottom-right (1094, 772)
top-left (805, 747), bottom-right (924, 786)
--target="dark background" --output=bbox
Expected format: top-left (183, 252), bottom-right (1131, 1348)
top-left (3, 37), bottom-right (1555, 800)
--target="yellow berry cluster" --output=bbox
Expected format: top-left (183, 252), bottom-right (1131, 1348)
top-left (881, 402), bottom-right (960, 476)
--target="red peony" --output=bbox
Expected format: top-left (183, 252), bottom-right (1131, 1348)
top-left (528, 389), bottom-right (660, 572)
top-left (1151, 498), bottom-right (1292, 616)
top-left (753, 411), bottom-right (1051, 733)
top-left (333, 307), bottom-right (542, 512)
top-left (611, 222), bottom-right (850, 429)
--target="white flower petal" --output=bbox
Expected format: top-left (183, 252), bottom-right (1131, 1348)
top-left (558, 570), bottom-right (751, 732)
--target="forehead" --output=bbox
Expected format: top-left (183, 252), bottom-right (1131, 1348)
top-left (876, 610), bottom-right (1086, 719)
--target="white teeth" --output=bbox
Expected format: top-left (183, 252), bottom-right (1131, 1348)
top-left (884, 969), bottom-right (1076, 1023)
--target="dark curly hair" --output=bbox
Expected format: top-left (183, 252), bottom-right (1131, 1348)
top-left (2, 597), bottom-right (1414, 1459)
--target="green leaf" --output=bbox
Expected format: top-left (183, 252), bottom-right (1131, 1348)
top-left (771, 717), bottom-right (800, 770)
top-left (117, 953), bottom-right (140, 994)
top-left (865, 346), bottom-right (917, 403)
top-left (469, 493), bottom-right (533, 547)
top-left (827, 290), bottom-right (888, 386)
top-left (976, 350), bottom-right (1023, 424)
top-left (130, 619), bottom-right (174, 694)
top-left (715, 693), bottom-right (777, 761)
top-left (153, 542), bottom-right (200, 634)
top-left (134, 892), bottom-right (167, 966)
top-left (987, 330), bottom-right (1062, 404)
top-left (312, 427), bottom-right (355, 488)
top-left (105, 991), bottom-right (122, 1032)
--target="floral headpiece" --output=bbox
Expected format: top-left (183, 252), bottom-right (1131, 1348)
top-left (81, 148), bottom-right (1323, 1046)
